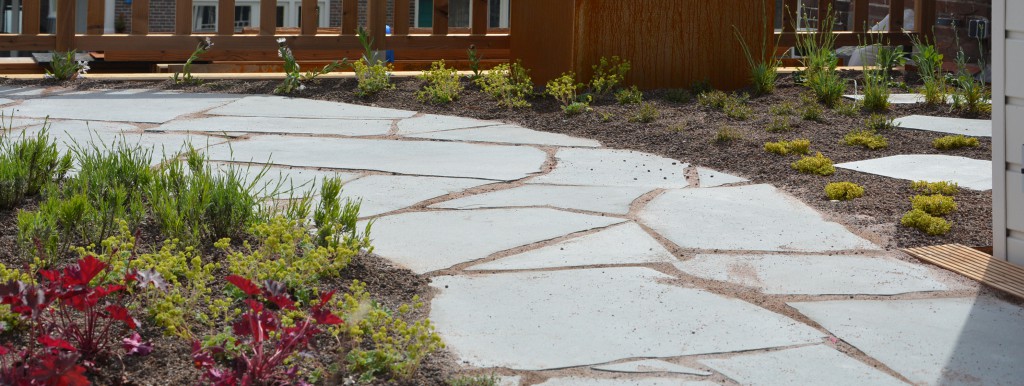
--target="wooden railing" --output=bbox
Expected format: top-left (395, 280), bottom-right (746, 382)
top-left (776, 0), bottom-right (937, 47)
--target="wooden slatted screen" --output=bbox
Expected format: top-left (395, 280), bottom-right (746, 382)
top-left (132, 0), bottom-right (149, 34)
top-left (433, 0), bottom-right (449, 35)
top-left (905, 244), bottom-right (1024, 299)
top-left (219, 0), bottom-right (236, 35)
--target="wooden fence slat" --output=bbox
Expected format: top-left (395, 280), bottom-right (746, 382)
top-left (22, 0), bottom-right (40, 34)
top-left (433, 0), bottom-right (449, 35)
top-left (889, 0), bottom-right (905, 32)
top-left (176, 0), bottom-right (193, 35)
top-left (301, 0), bottom-right (317, 34)
top-left (219, 0), bottom-right (236, 35)
top-left (915, 0), bottom-right (936, 39)
top-left (471, 0), bottom-right (487, 35)
top-left (367, 0), bottom-right (386, 49)
top-left (87, 0), bottom-right (104, 34)
top-left (342, 0), bottom-right (357, 35)
top-left (394, 0), bottom-right (410, 35)
top-left (818, 0), bottom-right (835, 31)
top-left (260, 0), bottom-right (276, 35)
top-left (782, 0), bottom-right (797, 32)
top-left (132, 0), bottom-right (149, 34)
top-left (853, 0), bottom-right (869, 32)
top-left (56, 0), bottom-right (75, 51)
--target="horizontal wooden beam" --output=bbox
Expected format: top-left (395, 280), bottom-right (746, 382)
top-left (777, 31), bottom-right (916, 47)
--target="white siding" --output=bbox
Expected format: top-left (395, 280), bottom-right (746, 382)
top-left (996, 0), bottom-right (1024, 265)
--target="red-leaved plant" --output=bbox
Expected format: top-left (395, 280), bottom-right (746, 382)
top-left (192, 275), bottom-right (343, 386)
top-left (0, 256), bottom-right (151, 385)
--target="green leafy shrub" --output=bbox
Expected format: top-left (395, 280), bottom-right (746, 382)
top-left (275, 38), bottom-right (344, 94)
top-left (769, 102), bottom-right (796, 116)
top-left (764, 139), bottom-right (810, 155)
top-left (912, 180), bottom-right (959, 196)
top-left (765, 117), bottom-right (792, 132)
top-left (313, 176), bottom-right (372, 250)
top-left (0, 125), bottom-right (72, 210)
top-left (932, 135), bottom-right (980, 150)
top-left (173, 37), bottom-right (213, 85)
top-left (615, 85), bottom-right (643, 105)
top-left (911, 194), bottom-right (957, 216)
top-left (475, 61), bottom-right (534, 108)
top-left (590, 56), bottom-right (631, 95)
top-left (911, 36), bottom-right (948, 105)
top-left (698, 90), bottom-right (729, 109)
top-left (864, 114), bottom-right (895, 131)
top-left (901, 209), bottom-right (951, 235)
top-left (631, 102), bottom-right (660, 123)
top-left (45, 50), bottom-right (89, 80)
top-left (417, 60), bottom-right (463, 104)
top-left (715, 126), bottom-right (741, 143)
top-left (825, 182), bottom-right (865, 200)
top-left (352, 59), bottom-right (395, 97)
top-left (834, 100), bottom-right (861, 117)
top-left (843, 129), bottom-right (888, 150)
top-left (546, 72), bottom-right (592, 115)
top-left (791, 152), bottom-right (835, 176)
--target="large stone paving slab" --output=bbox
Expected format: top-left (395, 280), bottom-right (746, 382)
top-left (699, 345), bottom-right (905, 386)
top-left (367, 209), bottom-right (624, 273)
top-left (468, 222), bottom-right (675, 271)
top-left (529, 148), bottom-right (689, 188)
top-left (696, 168), bottom-right (748, 188)
top-left (408, 125), bottom-right (601, 147)
top-left (639, 185), bottom-right (878, 252)
top-left (338, 175), bottom-right (493, 217)
top-left (396, 114), bottom-right (504, 135)
top-left (893, 115), bottom-right (993, 137)
top-left (151, 116), bottom-right (392, 136)
top-left (843, 93), bottom-right (930, 104)
top-left (205, 135), bottom-right (547, 181)
top-left (593, 359), bottom-right (710, 376)
top-left (208, 95), bottom-right (415, 120)
top-left (0, 90), bottom-right (237, 123)
top-left (429, 267), bottom-right (824, 370)
top-left (674, 253), bottom-right (948, 295)
top-left (18, 121), bottom-right (226, 162)
top-left (211, 163), bottom-right (363, 199)
top-left (536, 378), bottom-right (715, 386)
top-left (835, 154), bottom-right (992, 190)
top-left (789, 297), bottom-right (1024, 385)
top-left (430, 184), bottom-right (650, 215)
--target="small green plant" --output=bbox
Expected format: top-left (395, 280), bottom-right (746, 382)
top-left (901, 209), bottom-right (951, 235)
top-left (834, 100), bottom-right (861, 117)
top-left (467, 44), bottom-right (483, 79)
top-left (665, 89), bottom-right (693, 103)
top-left (795, 7), bottom-right (845, 106)
top-left (546, 72), bottom-right (592, 115)
top-left (598, 111), bottom-right (614, 122)
top-left (910, 35), bottom-right (948, 105)
top-left (932, 135), bottom-right (980, 150)
top-left (590, 56), bottom-right (631, 95)
top-left (173, 37), bottom-right (213, 85)
top-left (698, 90), bottom-right (730, 109)
top-left (275, 38), bottom-right (345, 94)
top-left (864, 114), bottom-right (895, 131)
top-left (825, 182), bottom-right (865, 200)
top-left (723, 97), bottom-right (753, 120)
top-left (615, 85), bottom-right (643, 105)
top-left (911, 194), bottom-right (957, 216)
top-left (791, 152), bottom-right (835, 176)
top-left (44, 50), bottom-right (89, 80)
top-left (0, 125), bottom-right (72, 210)
top-left (448, 374), bottom-right (499, 386)
top-left (715, 126), bottom-right (741, 144)
top-left (353, 59), bottom-right (395, 97)
top-left (912, 180), bottom-right (959, 196)
top-left (843, 129), bottom-right (888, 150)
top-left (765, 117), bottom-right (793, 132)
top-left (860, 71), bottom-right (891, 112)
top-left (475, 60), bottom-right (534, 108)
top-left (769, 102), bottom-right (796, 116)
top-left (949, 34), bottom-right (991, 115)
top-left (417, 60), bottom-right (463, 104)
top-left (631, 102), bottom-right (660, 123)
top-left (732, 0), bottom-right (780, 95)
top-left (801, 101), bottom-right (824, 122)
top-left (690, 79), bottom-right (713, 95)
top-left (764, 139), bottom-right (810, 155)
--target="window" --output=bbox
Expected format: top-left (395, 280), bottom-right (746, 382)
top-left (194, 5), bottom-right (217, 32)
top-left (235, 6), bottom-right (252, 29)
top-left (417, 0), bottom-right (508, 29)
top-left (277, 6), bottom-right (285, 27)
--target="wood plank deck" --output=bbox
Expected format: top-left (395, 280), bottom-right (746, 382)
top-left (904, 244), bottom-right (1024, 299)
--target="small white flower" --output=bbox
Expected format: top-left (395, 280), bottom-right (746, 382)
top-left (298, 84), bottom-right (306, 91)
top-left (276, 38), bottom-right (286, 44)
top-left (44, 74), bottom-right (55, 80)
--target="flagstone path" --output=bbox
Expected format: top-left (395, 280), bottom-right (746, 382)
top-left (3, 86), bottom-right (1023, 385)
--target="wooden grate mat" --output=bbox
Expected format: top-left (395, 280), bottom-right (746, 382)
top-left (904, 244), bottom-right (1024, 300)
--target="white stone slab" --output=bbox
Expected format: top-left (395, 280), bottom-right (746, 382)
top-left (593, 359), bottom-right (711, 376)
top-left (843, 93), bottom-right (929, 104)
top-left (640, 185), bottom-right (878, 252)
top-left (18, 121), bottom-right (226, 163)
top-left (674, 253), bottom-right (948, 295)
top-left (0, 117), bottom-right (45, 129)
top-left (789, 297), bottom-right (1024, 385)
top-left (430, 184), bottom-right (650, 215)
top-left (529, 148), bottom-right (689, 188)
top-left (0, 86), bottom-right (47, 97)
top-left (150, 116), bottom-right (392, 136)
top-left (208, 95), bottom-right (415, 120)
top-left (836, 154), bottom-right (992, 190)
top-left (210, 163), bottom-right (363, 199)
top-left (0, 90), bottom-right (237, 123)
top-left (0, 98), bottom-right (13, 106)
top-left (396, 114), bottom-right (504, 135)
top-left (409, 125), bottom-right (601, 147)
top-left (893, 115), bottom-right (993, 137)
top-left (338, 175), bottom-right (493, 217)
top-left (205, 135), bottom-right (547, 181)
top-left (696, 168), bottom-right (748, 188)
top-left (536, 378), bottom-right (715, 386)
top-left (430, 267), bottom-right (824, 370)
top-left (468, 223), bottom-right (675, 271)
top-left (700, 345), bottom-right (905, 386)
top-left (366, 209), bottom-right (624, 273)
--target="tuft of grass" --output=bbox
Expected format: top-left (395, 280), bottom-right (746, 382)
top-left (800, 93), bottom-right (824, 121)
top-left (631, 102), bottom-right (660, 123)
top-left (843, 129), bottom-right (888, 150)
top-left (732, 0), bottom-right (780, 95)
top-left (932, 135), bottom-right (980, 150)
top-left (911, 194), bottom-right (957, 216)
top-left (825, 182), bottom-right (865, 200)
top-left (45, 50), bottom-right (89, 81)
top-left (615, 85), bottom-right (643, 105)
top-left (864, 114), bottom-right (896, 131)
top-left (698, 90), bottom-right (729, 109)
top-left (417, 60), bottom-right (463, 104)
top-left (714, 126), bottom-right (742, 144)
top-left (769, 102), bottom-right (797, 116)
top-left (912, 180), bottom-right (959, 196)
top-left (764, 139), bottom-right (810, 156)
top-left (765, 117), bottom-right (793, 133)
top-left (0, 124), bottom-right (73, 210)
top-left (910, 35), bottom-right (948, 105)
top-left (795, 7), bottom-right (845, 107)
top-left (791, 152), bottom-right (835, 176)
top-left (724, 97), bottom-right (753, 120)
top-left (860, 72), bottom-right (891, 112)
top-left (901, 209), bottom-right (951, 235)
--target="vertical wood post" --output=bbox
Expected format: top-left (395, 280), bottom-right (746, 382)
top-left (341, 0), bottom-right (357, 35)
top-left (131, 0), bottom-right (148, 34)
top-left (394, 0), bottom-right (409, 35)
top-left (433, 0), bottom-right (448, 35)
top-left (301, 0), bottom-right (317, 34)
top-left (471, 0), bottom-right (487, 35)
top-left (889, 0), bottom-right (905, 32)
top-left (87, 0), bottom-right (104, 34)
top-left (367, 0), bottom-right (386, 49)
top-left (56, 0), bottom-right (75, 51)
top-left (176, 0), bottom-right (192, 34)
top-left (218, 0), bottom-right (236, 35)
top-left (853, 0), bottom-right (869, 32)
top-left (22, 0), bottom-right (40, 34)
top-left (915, 0), bottom-right (936, 40)
top-left (260, 0), bottom-right (276, 35)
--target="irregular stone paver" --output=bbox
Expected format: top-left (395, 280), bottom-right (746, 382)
top-left (430, 267), bottom-right (823, 370)
top-left (843, 93), bottom-right (930, 104)
top-left (696, 167), bottom-right (748, 188)
top-left (396, 114), bottom-right (504, 134)
top-left (0, 98), bottom-right (13, 106)
top-left (408, 125), bottom-right (601, 147)
top-left (674, 253), bottom-right (948, 295)
top-left (700, 345), bottom-right (906, 386)
top-left (205, 135), bottom-right (547, 181)
top-left (593, 359), bottom-right (711, 376)
top-left (0, 90), bottom-right (237, 123)
top-left (338, 175), bottom-right (493, 217)
top-left (893, 115), bottom-right (993, 137)
top-left (0, 86), bottom-right (47, 97)
top-left (789, 297), bottom-right (1024, 385)
top-left (640, 185), bottom-right (878, 252)
top-left (367, 209), bottom-right (624, 273)
top-left (836, 154), bottom-right (992, 190)
top-left (529, 148), bottom-right (689, 188)
top-left (1, 117), bottom-right (46, 129)
top-left (430, 184), bottom-right (650, 215)
top-left (208, 95), bottom-right (415, 120)
top-left (214, 163), bottom-right (362, 199)
top-left (468, 223), bottom-right (675, 271)
top-left (536, 378), bottom-right (716, 386)
top-left (19, 121), bottom-right (226, 161)
top-left (151, 116), bottom-right (392, 136)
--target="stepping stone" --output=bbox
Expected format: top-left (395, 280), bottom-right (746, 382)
top-left (674, 253), bottom-right (948, 295)
top-left (593, 359), bottom-right (711, 376)
top-left (205, 135), bottom-right (547, 181)
top-left (0, 117), bottom-right (46, 129)
top-left (0, 86), bottom-right (47, 97)
top-left (789, 297), bottom-right (1024, 385)
top-left (696, 168), bottom-right (748, 188)
top-left (367, 208), bottom-right (624, 273)
top-left (468, 223), bottom-right (675, 271)
top-left (18, 121), bottom-right (226, 163)
top-left (430, 267), bottom-right (823, 370)
top-left (529, 148), bottom-right (689, 188)
top-left (430, 184), bottom-right (650, 215)
top-left (843, 93), bottom-right (931, 104)
top-left (338, 175), bottom-right (493, 217)
top-left (893, 115), bottom-right (992, 137)
top-left (700, 345), bottom-right (905, 386)
top-left (151, 116), bottom-right (392, 137)
top-left (0, 90), bottom-right (237, 123)
top-left (836, 154), bottom-right (992, 190)
top-left (210, 163), bottom-right (362, 199)
top-left (409, 125), bottom-right (601, 147)
top-left (208, 95), bottom-right (415, 120)
top-left (0, 98), bottom-right (13, 106)
top-left (397, 114), bottom-right (504, 135)
top-left (536, 378), bottom-right (715, 386)
top-left (639, 185), bottom-right (878, 252)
